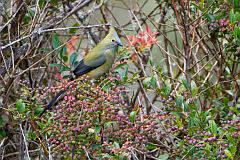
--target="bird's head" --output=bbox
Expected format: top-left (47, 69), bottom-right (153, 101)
top-left (101, 26), bottom-right (123, 49)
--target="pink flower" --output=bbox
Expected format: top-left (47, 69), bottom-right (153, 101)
top-left (219, 18), bottom-right (228, 27)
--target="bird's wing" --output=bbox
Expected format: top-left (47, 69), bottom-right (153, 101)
top-left (73, 52), bottom-right (106, 77)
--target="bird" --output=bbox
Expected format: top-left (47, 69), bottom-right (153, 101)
top-left (39, 27), bottom-right (123, 117)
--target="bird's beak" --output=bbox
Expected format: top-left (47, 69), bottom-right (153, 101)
top-left (116, 41), bottom-right (123, 47)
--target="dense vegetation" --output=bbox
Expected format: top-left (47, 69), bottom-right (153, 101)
top-left (0, 0), bottom-right (239, 159)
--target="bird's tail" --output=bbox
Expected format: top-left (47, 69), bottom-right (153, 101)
top-left (39, 89), bottom-right (66, 117)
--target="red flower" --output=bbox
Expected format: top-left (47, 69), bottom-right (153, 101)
top-left (127, 24), bottom-right (157, 50)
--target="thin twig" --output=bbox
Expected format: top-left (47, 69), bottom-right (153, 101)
top-left (19, 123), bottom-right (30, 160)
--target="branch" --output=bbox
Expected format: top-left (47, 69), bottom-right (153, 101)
top-left (0, 44), bottom-right (29, 77)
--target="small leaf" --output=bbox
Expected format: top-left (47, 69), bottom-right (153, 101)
top-left (182, 79), bottom-right (190, 91)
top-left (102, 153), bottom-right (112, 158)
top-left (60, 46), bottom-right (67, 61)
top-left (209, 120), bottom-right (217, 136)
top-left (129, 111), bottom-right (137, 123)
top-left (118, 155), bottom-right (127, 160)
top-left (176, 96), bottom-right (184, 106)
top-left (146, 143), bottom-right (157, 150)
top-left (38, 0), bottom-right (46, 9)
top-left (143, 77), bottom-right (151, 88)
top-left (69, 52), bottom-right (78, 67)
top-left (114, 63), bottom-right (127, 71)
top-left (191, 81), bottom-right (199, 96)
top-left (59, 65), bottom-right (71, 72)
top-left (162, 85), bottom-right (171, 97)
top-left (230, 9), bottom-right (236, 24)
top-left (158, 154), bottom-right (169, 160)
top-left (52, 33), bottom-right (60, 50)
top-left (95, 125), bottom-right (101, 133)
top-left (233, 0), bottom-right (240, 9)
top-left (123, 65), bottom-right (128, 82)
top-left (50, 0), bottom-right (58, 5)
top-left (150, 75), bottom-right (157, 88)
top-left (113, 141), bottom-right (120, 149)
top-left (205, 143), bottom-right (211, 152)
top-left (37, 121), bottom-right (45, 129)
top-left (69, 23), bottom-right (79, 34)
top-left (0, 116), bottom-right (4, 128)
top-left (233, 27), bottom-right (240, 39)
top-left (49, 63), bottom-right (64, 68)
top-left (207, 14), bottom-right (215, 22)
top-left (34, 107), bottom-right (44, 116)
top-left (224, 149), bottom-right (233, 159)
top-left (229, 144), bottom-right (237, 154)
top-left (175, 117), bottom-right (183, 128)
top-left (0, 129), bottom-right (6, 138)
top-left (16, 99), bottom-right (26, 114)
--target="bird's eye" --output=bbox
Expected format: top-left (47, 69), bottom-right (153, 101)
top-left (111, 39), bottom-right (115, 42)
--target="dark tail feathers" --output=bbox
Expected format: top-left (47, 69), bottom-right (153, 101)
top-left (39, 89), bottom-right (66, 117)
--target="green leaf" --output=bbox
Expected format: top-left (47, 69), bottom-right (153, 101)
top-left (207, 14), bottom-right (215, 22)
top-left (118, 155), bottom-right (127, 160)
top-left (129, 111), bottom-right (137, 123)
top-left (175, 117), bottom-right (183, 128)
top-left (205, 143), bottom-right (211, 153)
top-left (49, 63), bottom-right (64, 68)
top-left (16, 99), bottom-right (26, 114)
top-left (233, 0), bottom-right (239, 9)
top-left (69, 23), bottom-right (79, 34)
top-left (0, 116), bottom-right (4, 128)
top-left (224, 149), bottom-right (233, 159)
top-left (123, 65), bottom-right (128, 82)
top-left (143, 77), bottom-right (151, 88)
top-left (230, 9), bottom-right (236, 24)
top-left (23, 10), bottom-right (35, 23)
top-left (113, 141), bottom-right (120, 149)
top-left (50, 0), bottom-right (58, 5)
top-left (206, 0), bottom-right (214, 5)
top-left (229, 144), bottom-right (237, 154)
top-left (38, 0), bottom-right (46, 9)
top-left (60, 46), bottom-right (67, 61)
top-left (37, 121), bottom-right (45, 129)
top-left (182, 79), bottom-right (190, 91)
top-left (52, 33), bottom-right (60, 50)
top-left (176, 96), bottom-right (184, 106)
top-left (161, 85), bottom-right (171, 97)
top-left (34, 107), bottom-right (44, 116)
top-left (209, 120), bottom-right (217, 136)
top-left (233, 27), bottom-right (240, 39)
top-left (191, 81), bottom-right (199, 96)
top-left (150, 75), bottom-right (157, 88)
top-left (114, 63), bottom-right (127, 72)
top-left (27, 131), bottom-right (37, 140)
top-left (0, 129), bottom-right (6, 138)
top-left (146, 143), bottom-right (157, 150)
top-left (59, 65), bottom-right (71, 72)
top-left (158, 154), bottom-right (169, 160)
top-left (95, 125), bottom-right (101, 133)
top-left (69, 52), bottom-right (78, 67)
top-left (188, 117), bottom-right (195, 129)
top-left (236, 12), bottom-right (240, 21)
top-left (101, 153), bottom-right (112, 158)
